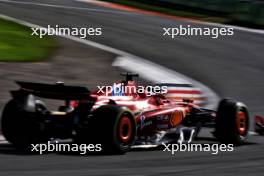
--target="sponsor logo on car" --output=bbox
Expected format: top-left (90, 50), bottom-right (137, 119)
top-left (137, 116), bottom-right (152, 130)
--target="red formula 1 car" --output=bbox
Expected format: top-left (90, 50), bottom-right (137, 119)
top-left (1, 73), bottom-right (250, 154)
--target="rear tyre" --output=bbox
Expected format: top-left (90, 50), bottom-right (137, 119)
top-left (215, 99), bottom-right (249, 145)
top-left (76, 105), bottom-right (136, 154)
top-left (1, 99), bottom-right (44, 149)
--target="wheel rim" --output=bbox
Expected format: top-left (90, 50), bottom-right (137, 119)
top-left (236, 111), bottom-right (247, 135)
top-left (118, 116), bottom-right (132, 143)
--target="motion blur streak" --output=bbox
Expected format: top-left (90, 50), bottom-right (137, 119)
top-left (0, 0), bottom-right (264, 176)
top-left (78, 0), bottom-right (264, 35)
top-left (113, 56), bottom-right (218, 108)
top-left (0, 12), bottom-right (219, 109)
top-left (0, 0), bottom-right (141, 15)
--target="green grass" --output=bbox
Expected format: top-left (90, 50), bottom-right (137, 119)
top-left (0, 18), bottom-right (57, 62)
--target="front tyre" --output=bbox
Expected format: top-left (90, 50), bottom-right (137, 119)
top-left (215, 99), bottom-right (249, 145)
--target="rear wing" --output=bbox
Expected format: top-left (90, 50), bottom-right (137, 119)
top-left (12, 81), bottom-right (92, 100)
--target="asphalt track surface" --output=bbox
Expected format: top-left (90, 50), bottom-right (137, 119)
top-left (0, 0), bottom-right (264, 175)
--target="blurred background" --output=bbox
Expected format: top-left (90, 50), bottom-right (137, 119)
top-left (105, 0), bottom-right (264, 28)
top-left (0, 0), bottom-right (264, 176)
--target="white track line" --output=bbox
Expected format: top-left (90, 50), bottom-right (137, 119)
top-left (0, 0), bottom-right (263, 36)
top-left (0, 13), bottom-right (219, 109)
top-left (0, 0), bottom-right (260, 142)
top-left (1, 0), bottom-right (264, 35)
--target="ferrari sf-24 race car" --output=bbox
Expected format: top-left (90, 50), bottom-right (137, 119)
top-left (1, 73), bottom-right (250, 154)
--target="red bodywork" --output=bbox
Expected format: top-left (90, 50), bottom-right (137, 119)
top-left (87, 81), bottom-right (197, 137)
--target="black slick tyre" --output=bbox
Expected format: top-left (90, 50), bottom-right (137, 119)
top-left (215, 99), bottom-right (249, 145)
